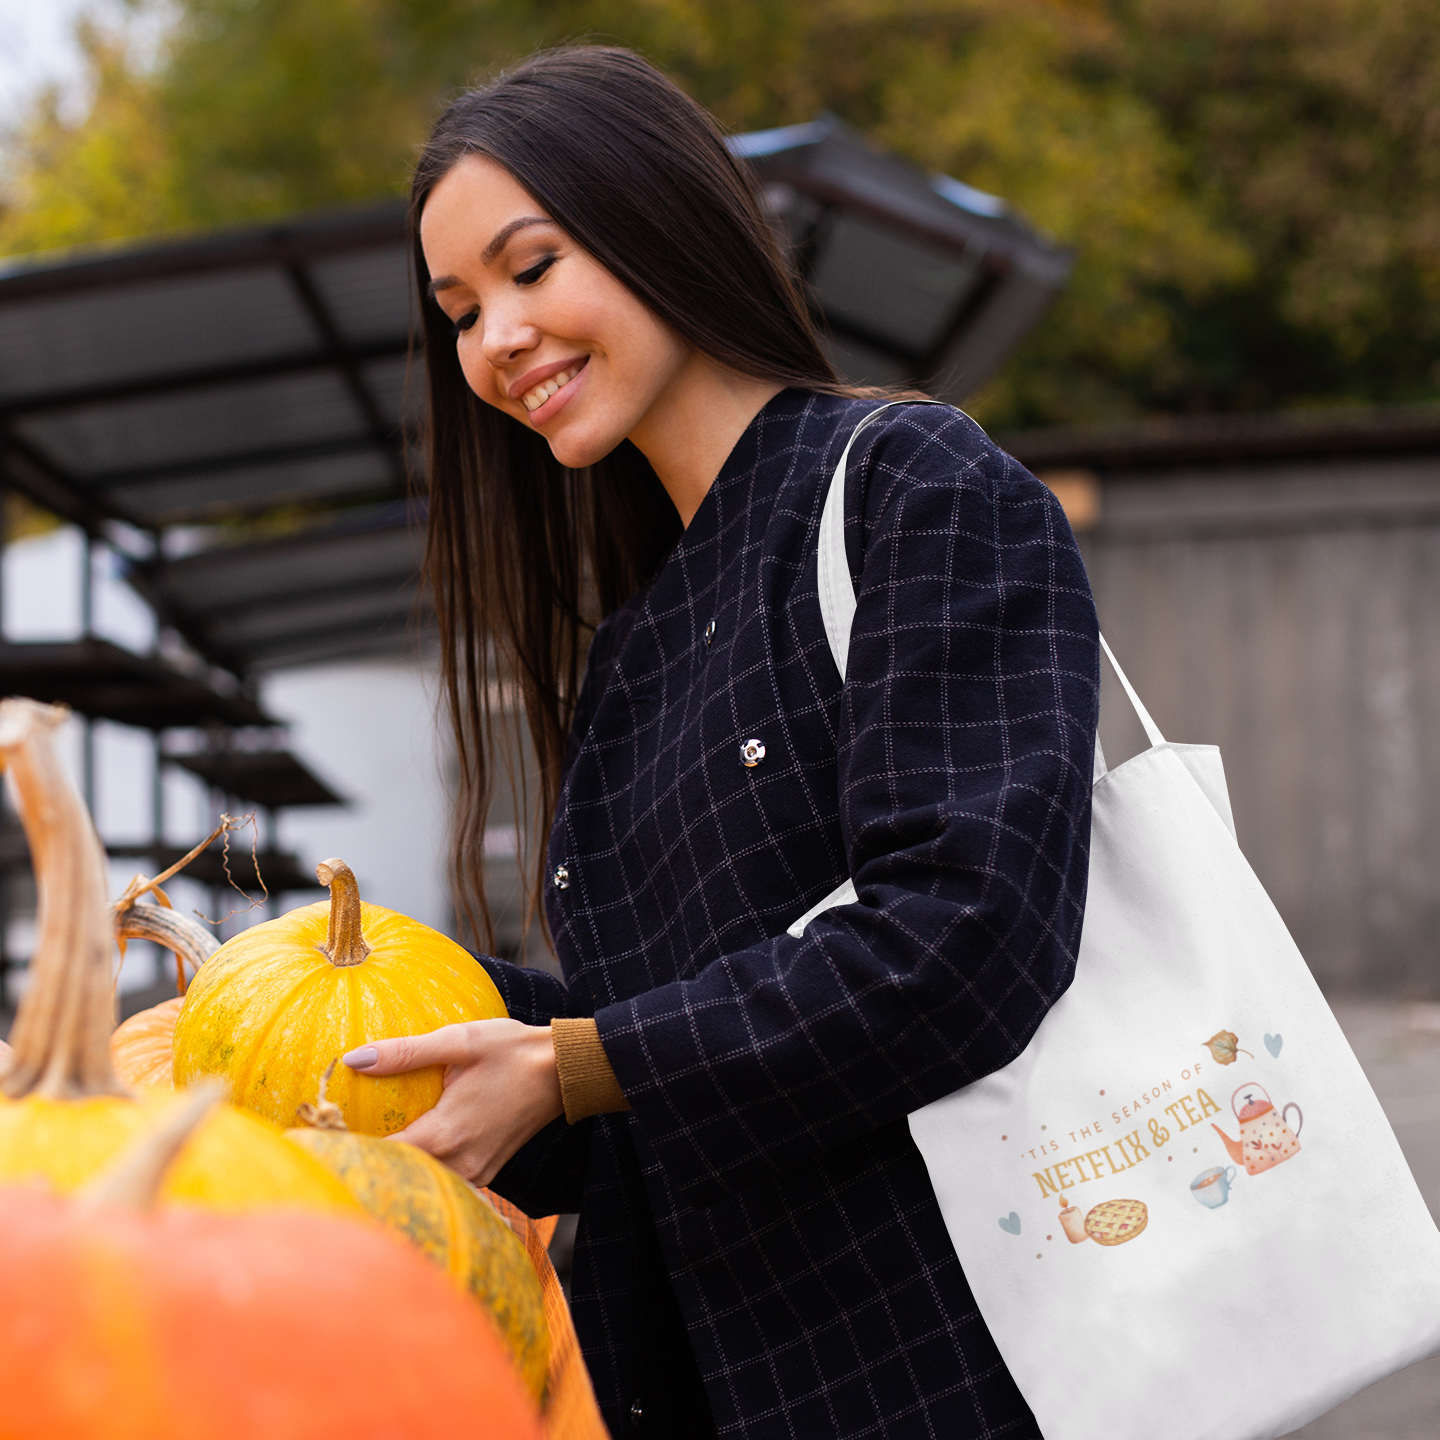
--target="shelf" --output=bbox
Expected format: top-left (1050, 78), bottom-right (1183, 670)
top-left (165, 747), bottom-right (345, 809)
top-left (0, 638), bottom-right (273, 729)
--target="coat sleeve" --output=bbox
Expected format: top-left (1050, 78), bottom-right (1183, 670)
top-left (477, 953), bottom-right (572, 1025)
top-left (593, 413), bottom-right (1099, 1210)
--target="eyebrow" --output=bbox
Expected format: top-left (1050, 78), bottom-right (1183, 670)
top-left (484, 215), bottom-right (552, 263)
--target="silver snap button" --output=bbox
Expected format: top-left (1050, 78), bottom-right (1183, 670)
top-left (740, 738), bottom-right (766, 767)
top-left (553, 864), bottom-right (570, 890)
top-left (704, 618), bottom-right (716, 645)
top-left (630, 1399), bottom-right (644, 1424)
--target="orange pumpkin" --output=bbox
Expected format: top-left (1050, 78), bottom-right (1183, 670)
top-left (0, 1088), bottom-right (544, 1440)
top-left (110, 995), bottom-right (184, 1088)
top-left (173, 858), bottom-right (508, 1134)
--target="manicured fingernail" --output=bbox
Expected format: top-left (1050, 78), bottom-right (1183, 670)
top-left (342, 1045), bottom-right (378, 1070)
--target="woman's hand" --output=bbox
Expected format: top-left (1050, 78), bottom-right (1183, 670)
top-left (342, 1019), bottom-right (564, 1186)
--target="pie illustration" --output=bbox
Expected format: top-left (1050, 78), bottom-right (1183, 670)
top-left (1083, 1199), bottom-right (1148, 1246)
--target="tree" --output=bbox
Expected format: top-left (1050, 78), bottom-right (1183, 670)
top-left (1125, 0), bottom-right (1440, 412)
top-left (0, 0), bottom-right (1435, 428)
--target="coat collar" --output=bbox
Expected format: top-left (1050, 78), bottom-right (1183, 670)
top-left (667, 386), bottom-right (827, 559)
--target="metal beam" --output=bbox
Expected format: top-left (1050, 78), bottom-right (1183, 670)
top-left (0, 201), bottom-right (408, 304)
top-left (285, 262), bottom-right (405, 484)
top-left (82, 433), bottom-right (389, 494)
top-left (104, 477), bottom-right (400, 528)
top-left (164, 567), bottom-right (422, 619)
top-left (0, 336), bottom-right (408, 420)
top-left (119, 563), bottom-right (248, 680)
top-left (1002, 407), bottom-right (1440, 473)
top-left (242, 618), bottom-right (434, 672)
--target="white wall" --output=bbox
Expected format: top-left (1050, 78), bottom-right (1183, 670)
top-left (4, 524), bottom-right (155, 649)
top-left (261, 661), bottom-right (450, 932)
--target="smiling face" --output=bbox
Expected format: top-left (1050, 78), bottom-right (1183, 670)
top-left (419, 154), bottom-right (699, 470)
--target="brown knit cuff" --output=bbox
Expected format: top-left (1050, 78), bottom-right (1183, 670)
top-left (551, 1017), bottom-right (631, 1124)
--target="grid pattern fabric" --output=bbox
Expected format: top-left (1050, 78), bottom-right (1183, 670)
top-left (487, 389), bottom-right (1099, 1438)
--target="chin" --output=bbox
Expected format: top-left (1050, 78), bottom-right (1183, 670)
top-left (545, 425), bottom-right (623, 471)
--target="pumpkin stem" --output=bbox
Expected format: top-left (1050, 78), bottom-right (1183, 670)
top-left (77, 1082), bottom-right (225, 1213)
top-left (114, 897), bottom-right (221, 998)
top-left (0, 698), bottom-right (125, 1100)
top-left (316, 858), bottom-right (371, 967)
top-left (295, 1058), bottom-right (350, 1131)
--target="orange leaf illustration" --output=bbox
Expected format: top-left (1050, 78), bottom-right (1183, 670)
top-left (1202, 1030), bottom-right (1254, 1065)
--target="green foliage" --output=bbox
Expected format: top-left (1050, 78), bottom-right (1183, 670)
top-left (1126, 0), bottom-right (1440, 412)
top-left (0, 0), bottom-right (1435, 425)
top-left (0, 25), bottom-right (184, 254)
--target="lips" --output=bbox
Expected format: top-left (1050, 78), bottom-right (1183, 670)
top-left (511, 355), bottom-right (589, 413)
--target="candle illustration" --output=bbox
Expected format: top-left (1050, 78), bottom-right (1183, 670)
top-left (1059, 1194), bottom-right (1089, 1244)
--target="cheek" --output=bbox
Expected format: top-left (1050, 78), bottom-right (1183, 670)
top-left (455, 342), bottom-right (505, 407)
top-left (611, 307), bottom-right (690, 395)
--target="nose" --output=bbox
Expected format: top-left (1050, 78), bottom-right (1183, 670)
top-left (479, 293), bottom-right (540, 372)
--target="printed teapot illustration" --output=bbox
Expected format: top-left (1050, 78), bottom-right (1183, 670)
top-left (1212, 1081), bottom-right (1302, 1176)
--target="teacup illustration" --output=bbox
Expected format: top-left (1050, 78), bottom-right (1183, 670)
top-left (1191, 1165), bottom-right (1236, 1209)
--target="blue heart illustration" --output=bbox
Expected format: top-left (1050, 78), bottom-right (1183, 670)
top-left (1265, 1033), bottom-right (1283, 1057)
top-left (998, 1212), bottom-right (1021, 1235)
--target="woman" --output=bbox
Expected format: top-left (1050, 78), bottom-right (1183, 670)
top-left (342, 46), bottom-right (1099, 1439)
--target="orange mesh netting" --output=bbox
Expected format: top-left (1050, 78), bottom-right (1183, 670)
top-left (483, 1192), bottom-right (609, 1440)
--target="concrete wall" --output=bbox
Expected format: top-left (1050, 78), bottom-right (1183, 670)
top-left (1078, 454), bottom-right (1440, 999)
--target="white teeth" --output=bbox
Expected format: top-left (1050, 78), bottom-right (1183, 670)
top-left (522, 366), bottom-right (579, 412)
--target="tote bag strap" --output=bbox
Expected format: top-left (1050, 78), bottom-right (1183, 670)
top-left (814, 403), bottom-right (1165, 773)
top-left (817, 400), bottom-right (947, 682)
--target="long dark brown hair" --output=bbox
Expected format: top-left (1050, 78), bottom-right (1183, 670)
top-left (410, 46), bottom-right (865, 951)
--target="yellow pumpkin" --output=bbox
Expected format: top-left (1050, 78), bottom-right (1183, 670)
top-left (0, 1091), bottom-right (364, 1214)
top-left (287, 1064), bottom-right (549, 1401)
top-left (172, 859), bottom-right (507, 1134)
top-left (0, 698), bottom-right (362, 1220)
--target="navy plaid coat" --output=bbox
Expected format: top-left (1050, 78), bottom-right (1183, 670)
top-left (481, 390), bottom-right (1099, 1438)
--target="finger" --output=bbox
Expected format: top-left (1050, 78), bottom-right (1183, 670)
top-left (342, 1022), bottom-right (483, 1076)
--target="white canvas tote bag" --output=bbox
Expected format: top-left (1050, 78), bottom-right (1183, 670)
top-left (797, 403), bottom-right (1440, 1440)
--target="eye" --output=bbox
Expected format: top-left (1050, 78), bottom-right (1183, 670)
top-left (515, 255), bottom-right (556, 286)
top-left (451, 309), bottom-right (478, 337)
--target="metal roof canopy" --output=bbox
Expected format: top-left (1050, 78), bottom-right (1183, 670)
top-left (0, 122), bottom-right (1069, 681)
top-left (0, 200), bottom-right (413, 538)
top-left (0, 200), bottom-right (421, 678)
top-left (739, 117), bottom-right (1073, 395)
